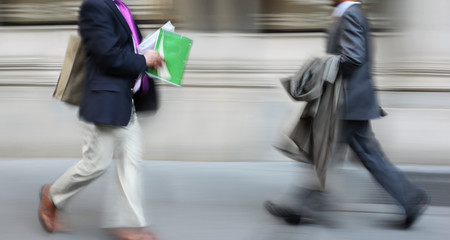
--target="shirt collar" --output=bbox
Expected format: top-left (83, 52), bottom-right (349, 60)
top-left (332, 1), bottom-right (361, 17)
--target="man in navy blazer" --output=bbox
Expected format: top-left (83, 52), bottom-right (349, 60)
top-left (39, 0), bottom-right (161, 239)
top-left (79, 0), bottom-right (160, 126)
top-left (265, 0), bottom-right (429, 229)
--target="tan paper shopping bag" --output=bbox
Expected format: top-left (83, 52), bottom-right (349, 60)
top-left (53, 35), bottom-right (86, 106)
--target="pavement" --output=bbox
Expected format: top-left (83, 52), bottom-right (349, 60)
top-left (1, 158), bottom-right (450, 240)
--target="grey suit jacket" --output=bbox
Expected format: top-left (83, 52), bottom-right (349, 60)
top-left (275, 55), bottom-right (342, 188)
top-left (326, 4), bottom-right (380, 120)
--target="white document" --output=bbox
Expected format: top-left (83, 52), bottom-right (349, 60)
top-left (138, 21), bottom-right (175, 54)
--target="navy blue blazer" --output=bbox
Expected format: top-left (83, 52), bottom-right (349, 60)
top-left (326, 5), bottom-right (380, 120)
top-left (78, 0), bottom-right (158, 126)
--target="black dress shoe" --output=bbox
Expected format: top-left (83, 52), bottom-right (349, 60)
top-left (403, 192), bottom-right (430, 229)
top-left (264, 201), bottom-right (302, 225)
top-left (264, 188), bottom-right (331, 226)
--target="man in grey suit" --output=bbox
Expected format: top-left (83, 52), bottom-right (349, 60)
top-left (327, 0), bottom-right (429, 228)
top-left (266, 0), bottom-right (429, 228)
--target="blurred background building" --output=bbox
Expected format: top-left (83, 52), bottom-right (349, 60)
top-left (2, 3), bottom-right (450, 238)
top-left (0, 0), bottom-right (396, 30)
top-left (0, 0), bottom-right (449, 165)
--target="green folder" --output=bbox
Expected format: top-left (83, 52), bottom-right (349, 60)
top-left (146, 29), bottom-right (193, 86)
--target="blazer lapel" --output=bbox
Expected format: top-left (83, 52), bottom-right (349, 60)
top-left (104, 0), bottom-right (133, 38)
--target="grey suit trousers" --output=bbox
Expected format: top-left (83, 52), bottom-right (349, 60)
top-left (342, 120), bottom-right (423, 215)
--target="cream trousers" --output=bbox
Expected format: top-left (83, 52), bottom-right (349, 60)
top-left (49, 112), bottom-right (147, 228)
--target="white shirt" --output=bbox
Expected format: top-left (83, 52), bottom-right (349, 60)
top-left (332, 1), bottom-right (361, 17)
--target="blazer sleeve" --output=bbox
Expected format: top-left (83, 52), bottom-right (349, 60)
top-left (339, 8), bottom-right (367, 75)
top-left (79, 0), bottom-right (147, 77)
